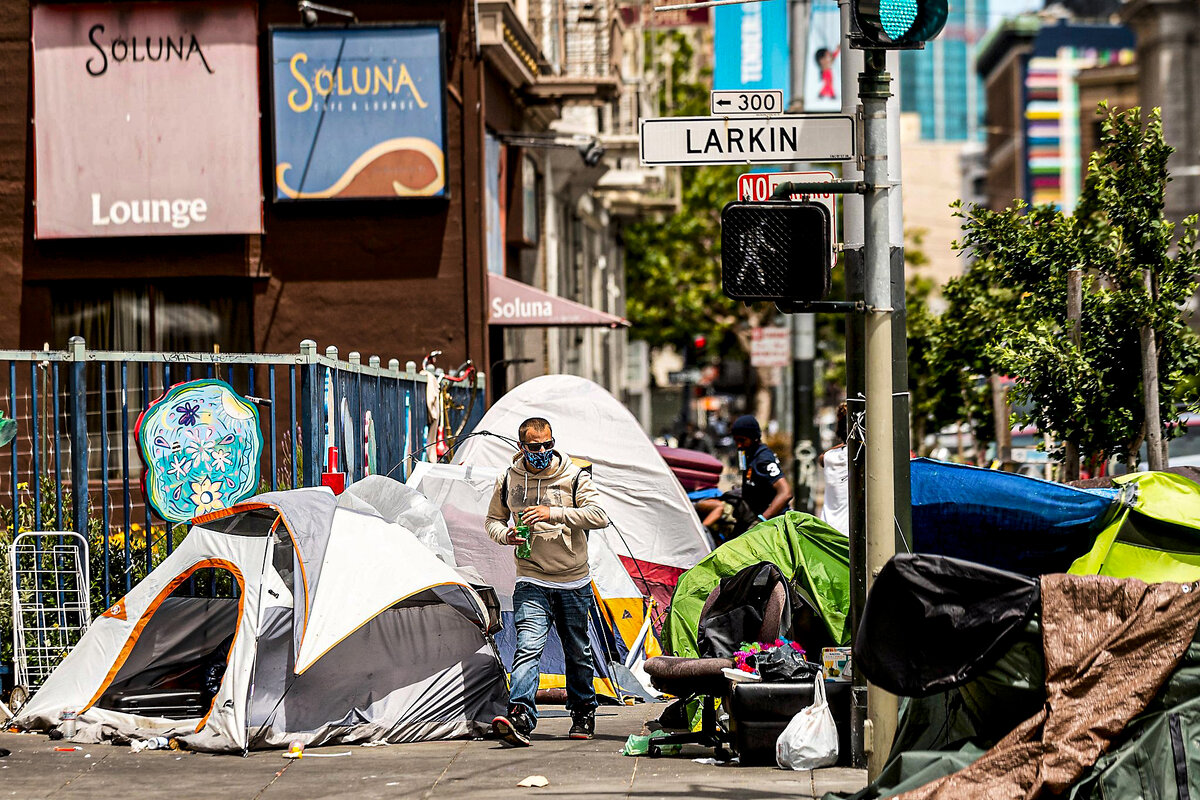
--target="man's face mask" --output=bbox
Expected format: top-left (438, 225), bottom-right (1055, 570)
top-left (523, 439), bottom-right (554, 470)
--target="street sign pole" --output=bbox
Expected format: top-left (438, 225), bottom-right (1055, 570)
top-left (860, 47), bottom-right (898, 781)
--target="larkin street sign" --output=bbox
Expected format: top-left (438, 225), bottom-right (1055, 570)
top-left (638, 114), bottom-right (855, 165)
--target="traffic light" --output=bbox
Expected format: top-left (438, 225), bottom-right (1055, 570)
top-left (850, 0), bottom-right (948, 49)
top-left (720, 201), bottom-right (832, 303)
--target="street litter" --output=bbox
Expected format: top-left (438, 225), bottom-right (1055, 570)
top-left (129, 737), bottom-right (175, 753)
top-left (692, 756), bottom-right (738, 765)
top-left (621, 730), bottom-right (681, 757)
top-left (53, 746), bottom-right (82, 752)
top-left (517, 775), bottom-right (549, 788)
top-left (360, 741), bottom-right (391, 747)
top-left (284, 750), bottom-right (352, 759)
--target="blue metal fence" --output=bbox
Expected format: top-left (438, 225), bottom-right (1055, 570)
top-left (0, 338), bottom-right (485, 686)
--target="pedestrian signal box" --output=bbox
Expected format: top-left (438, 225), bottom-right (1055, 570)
top-left (720, 202), bottom-right (832, 303)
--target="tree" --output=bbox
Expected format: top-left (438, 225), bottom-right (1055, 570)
top-left (623, 31), bottom-right (778, 420)
top-left (925, 106), bottom-right (1200, 472)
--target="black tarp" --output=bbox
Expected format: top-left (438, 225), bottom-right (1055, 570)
top-left (854, 554), bottom-right (1040, 697)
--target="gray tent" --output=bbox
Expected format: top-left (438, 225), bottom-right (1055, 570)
top-left (15, 482), bottom-right (507, 752)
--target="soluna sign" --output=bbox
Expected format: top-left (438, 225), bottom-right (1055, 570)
top-left (32, 1), bottom-right (262, 239)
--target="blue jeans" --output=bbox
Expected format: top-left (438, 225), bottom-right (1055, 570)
top-left (509, 582), bottom-right (597, 727)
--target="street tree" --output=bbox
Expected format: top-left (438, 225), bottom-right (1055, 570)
top-left (624, 31), bottom-right (778, 420)
top-left (927, 106), bottom-right (1200, 472)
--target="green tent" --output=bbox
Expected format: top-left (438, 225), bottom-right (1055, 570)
top-left (1069, 471), bottom-right (1200, 581)
top-left (664, 511), bottom-right (851, 658)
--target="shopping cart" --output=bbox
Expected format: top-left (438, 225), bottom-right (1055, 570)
top-left (8, 532), bottom-right (91, 708)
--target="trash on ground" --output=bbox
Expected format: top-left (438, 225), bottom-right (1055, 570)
top-left (692, 756), bottom-right (739, 765)
top-left (129, 737), bottom-right (171, 753)
top-left (517, 775), bottom-right (550, 788)
top-left (53, 746), bottom-right (82, 752)
top-left (622, 730), bottom-right (682, 757)
top-left (285, 750), bottom-right (352, 759)
top-left (360, 741), bottom-right (391, 747)
top-left (287, 740), bottom-right (304, 758)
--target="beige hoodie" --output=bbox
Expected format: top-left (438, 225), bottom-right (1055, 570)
top-left (485, 450), bottom-right (609, 583)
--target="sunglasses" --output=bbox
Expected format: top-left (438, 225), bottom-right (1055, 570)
top-left (521, 439), bottom-right (555, 452)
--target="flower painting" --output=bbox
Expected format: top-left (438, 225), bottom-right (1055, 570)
top-left (136, 379), bottom-right (263, 523)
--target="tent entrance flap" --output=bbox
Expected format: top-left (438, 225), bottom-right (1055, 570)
top-left (86, 561), bottom-right (247, 721)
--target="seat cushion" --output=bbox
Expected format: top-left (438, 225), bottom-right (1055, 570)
top-left (644, 655), bottom-right (733, 697)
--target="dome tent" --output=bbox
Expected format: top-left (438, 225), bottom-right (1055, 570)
top-left (15, 483), bottom-right (506, 752)
top-left (451, 374), bottom-right (712, 618)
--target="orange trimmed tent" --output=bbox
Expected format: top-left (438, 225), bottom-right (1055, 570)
top-left (14, 484), bottom-right (506, 752)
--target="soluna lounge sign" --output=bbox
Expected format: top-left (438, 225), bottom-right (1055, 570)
top-left (32, 1), bottom-right (262, 239)
top-left (270, 26), bottom-right (448, 201)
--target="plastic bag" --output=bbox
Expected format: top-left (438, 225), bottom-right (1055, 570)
top-left (775, 679), bottom-right (839, 770)
top-left (622, 730), bottom-right (682, 757)
top-left (757, 647), bottom-right (819, 683)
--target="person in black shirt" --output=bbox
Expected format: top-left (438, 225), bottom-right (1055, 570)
top-left (732, 415), bottom-right (793, 521)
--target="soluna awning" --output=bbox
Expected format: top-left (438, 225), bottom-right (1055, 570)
top-left (488, 273), bottom-right (629, 328)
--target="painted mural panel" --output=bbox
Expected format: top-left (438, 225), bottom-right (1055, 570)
top-left (136, 379), bottom-right (263, 523)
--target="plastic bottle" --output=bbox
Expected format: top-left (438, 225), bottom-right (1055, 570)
top-left (514, 524), bottom-right (532, 559)
top-left (146, 736), bottom-right (170, 750)
top-left (60, 710), bottom-right (78, 739)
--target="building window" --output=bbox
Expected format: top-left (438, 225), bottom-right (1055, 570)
top-left (52, 281), bottom-right (253, 353)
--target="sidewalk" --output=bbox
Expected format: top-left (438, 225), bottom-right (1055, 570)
top-left (0, 705), bottom-right (866, 800)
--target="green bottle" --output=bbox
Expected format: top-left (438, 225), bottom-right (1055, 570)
top-left (514, 524), bottom-right (532, 559)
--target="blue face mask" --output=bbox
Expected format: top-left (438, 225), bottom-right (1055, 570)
top-left (524, 448), bottom-right (554, 470)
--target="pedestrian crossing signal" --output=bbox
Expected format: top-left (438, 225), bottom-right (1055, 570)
top-left (720, 202), bottom-right (832, 304)
top-left (851, 0), bottom-right (947, 48)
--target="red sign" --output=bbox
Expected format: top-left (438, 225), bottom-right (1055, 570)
top-left (32, 2), bottom-right (262, 239)
top-left (737, 170), bottom-right (838, 265)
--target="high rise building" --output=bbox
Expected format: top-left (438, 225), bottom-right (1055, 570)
top-left (899, 0), bottom-right (990, 141)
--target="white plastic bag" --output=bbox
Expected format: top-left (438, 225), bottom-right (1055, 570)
top-left (775, 678), bottom-right (839, 770)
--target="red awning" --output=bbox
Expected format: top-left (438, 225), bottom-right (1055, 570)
top-left (488, 273), bottom-right (629, 328)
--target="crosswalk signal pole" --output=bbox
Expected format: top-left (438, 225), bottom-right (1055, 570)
top-left (859, 48), bottom-right (898, 781)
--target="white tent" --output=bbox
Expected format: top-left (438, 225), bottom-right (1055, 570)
top-left (15, 484), bottom-right (506, 752)
top-left (407, 461), bottom-right (658, 701)
top-left (449, 374), bottom-right (712, 612)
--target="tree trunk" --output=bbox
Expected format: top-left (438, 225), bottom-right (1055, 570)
top-left (1141, 324), bottom-right (1165, 470)
top-left (1063, 269), bottom-right (1082, 481)
top-left (1141, 268), bottom-right (1166, 471)
top-left (991, 374), bottom-right (1011, 463)
top-left (753, 365), bottom-right (774, 426)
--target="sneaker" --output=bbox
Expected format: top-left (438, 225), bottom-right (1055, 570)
top-left (492, 706), bottom-right (533, 747)
top-left (568, 708), bottom-right (595, 740)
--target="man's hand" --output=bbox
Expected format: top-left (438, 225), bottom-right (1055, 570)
top-left (505, 528), bottom-right (524, 546)
top-left (519, 505), bottom-right (552, 526)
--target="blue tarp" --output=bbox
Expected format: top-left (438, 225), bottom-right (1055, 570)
top-left (910, 459), bottom-right (1118, 576)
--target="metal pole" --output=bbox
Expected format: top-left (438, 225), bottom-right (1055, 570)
top-left (792, 314), bottom-right (816, 512)
top-left (860, 48), bottom-right (898, 780)
top-left (887, 51), bottom-right (913, 548)
top-left (67, 336), bottom-right (88, 539)
top-left (839, 1), bottom-right (869, 771)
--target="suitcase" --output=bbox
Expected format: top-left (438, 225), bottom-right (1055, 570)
top-left (107, 689), bottom-right (207, 720)
top-left (727, 680), bottom-right (852, 766)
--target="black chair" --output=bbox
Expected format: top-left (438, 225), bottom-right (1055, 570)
top-left (642, 580), bottom-right (787, 758)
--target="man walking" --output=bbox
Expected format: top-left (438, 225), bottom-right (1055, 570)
top-left (733, 414), bottom-right (793, 522)
top-left (486, 417), bottom-right (609, 747)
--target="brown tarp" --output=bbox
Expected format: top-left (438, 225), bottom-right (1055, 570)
top-left (895, 574), bottom-right (1200, 800)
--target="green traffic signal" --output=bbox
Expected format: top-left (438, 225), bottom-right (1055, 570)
top-left (852, 0), bottom-right (948, 48)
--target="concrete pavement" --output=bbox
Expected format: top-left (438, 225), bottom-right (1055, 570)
top-left (0, 705), bottom-right (866, 800)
